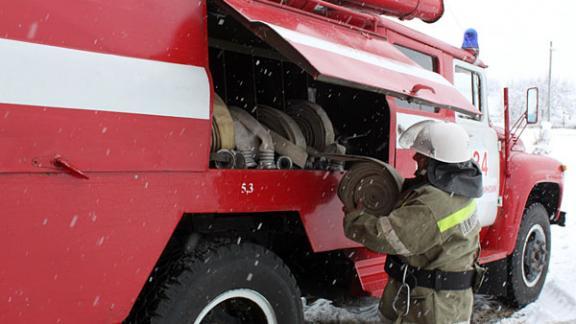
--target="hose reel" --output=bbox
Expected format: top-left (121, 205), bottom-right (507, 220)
top-left (254, 105), bottom-right (307, 149)
top-left (332, 154), bottom-right (403, 216)
top-left (254, 104), bottom-right (308, 168)
top-left (286, 100), bottom-right (335, 152)
top-left (211, 94), bottom-right (235, 152)
top-left (211, 95), bottom-right (347, 172)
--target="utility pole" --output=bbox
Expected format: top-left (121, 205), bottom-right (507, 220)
top-left (547, 41), bottom-right (553, 122)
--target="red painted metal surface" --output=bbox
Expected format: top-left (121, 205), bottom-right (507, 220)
top-left (337, 0), bottom-right (444, 23)
top-left (0, 0), bottom-right (212, 174)
top-left (482, 151), bottom-right (564, 256)
top-left (271, 0), bottom-right (380, 31)
top-left (1, 173), bottom-right (190, 323)
top-left (0, 169), bottom-right (347, 323)
top-left (0, 0), bottom-right (208, 66)
top-left (504, 87), bottom-right (512, 176)
top-left (0, 0), bottom-right (212, 321)
top-left (270, 0), bottom-right (443, 23)
top-left (0, 106), bottom-right (210, 173)
top-left (211, 170), bottom-right (351, 251)
top-left (352, 249), bottom-right (389, 297)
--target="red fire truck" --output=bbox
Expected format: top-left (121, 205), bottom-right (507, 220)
top-left (0, 0), bottom-right (566, 323)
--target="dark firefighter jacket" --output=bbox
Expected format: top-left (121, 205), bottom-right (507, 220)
top-left (343, 159), bottom-right (483, 323)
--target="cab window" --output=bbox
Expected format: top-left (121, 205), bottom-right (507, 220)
top-left (395, 45), bottom-right (437, 72)
top-left (454, 66), bottom-right (482, 111)
top-left (394, 45), bottom-right (438, 113)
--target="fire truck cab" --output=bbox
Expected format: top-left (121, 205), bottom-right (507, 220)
top-left (0, 0), bottom-right (565, 323)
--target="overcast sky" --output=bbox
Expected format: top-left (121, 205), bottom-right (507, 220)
top-left (398, 0), bottom-right (576, 85)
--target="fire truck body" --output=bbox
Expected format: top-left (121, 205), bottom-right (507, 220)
top-left (0, 0), bottom-right (565, 323)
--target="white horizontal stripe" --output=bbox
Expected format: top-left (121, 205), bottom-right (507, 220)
top-left (265, 24), bottom-right (452, 87)
top-left (0, 39), bottom-right (209, 119)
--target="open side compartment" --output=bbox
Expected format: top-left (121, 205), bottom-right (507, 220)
top-left (206, 0), bottom-right (480, 171)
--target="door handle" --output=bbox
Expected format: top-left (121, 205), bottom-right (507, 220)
top-left (410, 84), bottom-right (436, 96)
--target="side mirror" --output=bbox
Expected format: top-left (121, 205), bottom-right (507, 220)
top-left (526, 87), bottom-right (539, 124)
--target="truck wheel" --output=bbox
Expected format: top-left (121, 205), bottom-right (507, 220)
top-left (149, 240), bottom-right (303, 324)
top-left (507, 203), bottom-right (551, 307)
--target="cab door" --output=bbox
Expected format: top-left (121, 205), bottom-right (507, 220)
top-left (453, 60), bottom-right (500, 226)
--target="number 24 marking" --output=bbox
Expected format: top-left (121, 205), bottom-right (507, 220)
top-left (473, 151), bottom-right (488, 176)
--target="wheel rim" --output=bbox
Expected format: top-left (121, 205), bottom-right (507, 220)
top-left (521, 224), bottom-right (547, 288)
top-left (194, 289), bottom-right (278, 324)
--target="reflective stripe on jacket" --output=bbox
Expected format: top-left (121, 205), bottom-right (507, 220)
top-left (343, 184), bottom-right (480, 272)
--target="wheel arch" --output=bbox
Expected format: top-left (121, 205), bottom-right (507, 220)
top-left (498, 180), bottom-right (561, 256)
top-left (483, 151), bottom-right (563, 257)
top-left (125, 210), bottom-right (309, 313)
top-left (526, 182), bottom-right (561, 222)
top-left (125, 210), bottom-right (358, 321)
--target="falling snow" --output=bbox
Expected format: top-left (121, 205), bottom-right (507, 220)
top-left (96, 236), bottom-right (105, 246)
top-left (69, 215), bottom-right (78, 228)
top-left (26, 22), bottom-right (38, 39)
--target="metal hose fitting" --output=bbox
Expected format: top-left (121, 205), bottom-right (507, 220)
top-left (213, 149), bottom-right (236, 169)
top-left (276, 156), bottom-right (293, 170)
top-left (240, 149), bottom-right (257, 168)
top-left (258, 151), bottom-right (276, 169)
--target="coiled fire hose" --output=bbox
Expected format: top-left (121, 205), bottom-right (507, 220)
top-left (254, 105), bottom-right (307, 149)
top-left (211, 94), bottom-right (235, 152)
top-left (286, 100), bottom-right (335, 152)
top-left (254, 104), bottom-right (308, 168)
top-left (327, 154), bottom-right (403, 216)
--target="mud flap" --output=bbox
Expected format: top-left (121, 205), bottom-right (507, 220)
top-left (552, 211), bottom-right (566, 227)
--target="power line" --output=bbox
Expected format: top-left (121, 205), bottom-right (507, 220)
top-left (446, 2), bottom-right (464, 31)
top-left (547, 41), bottom-right (553, 122)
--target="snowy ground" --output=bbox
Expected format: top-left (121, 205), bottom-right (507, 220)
top-left (502, 128), bottom-right (576, 324)
top-left (304, 128), bottom-right (576, 323)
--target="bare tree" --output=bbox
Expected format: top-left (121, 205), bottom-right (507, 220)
top-left (487, 78), bottom-right (576, 128)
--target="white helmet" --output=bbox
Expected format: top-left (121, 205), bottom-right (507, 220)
top-left (399, 121), bottom-right (471, 163)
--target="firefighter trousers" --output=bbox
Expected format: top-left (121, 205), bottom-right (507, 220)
top-left (379, 279), bottom-right (473, 324)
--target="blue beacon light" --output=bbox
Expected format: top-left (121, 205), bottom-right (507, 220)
top-left (462, 28), bottom-right (479, 56)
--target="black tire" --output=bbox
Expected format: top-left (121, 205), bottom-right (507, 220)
top-left (147, 240), bottom-right (303, 324)
top-left (507, 203), bottom-right (551, 307)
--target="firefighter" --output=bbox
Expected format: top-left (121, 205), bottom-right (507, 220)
top-left (343, 120), bottom-right (484, 324)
